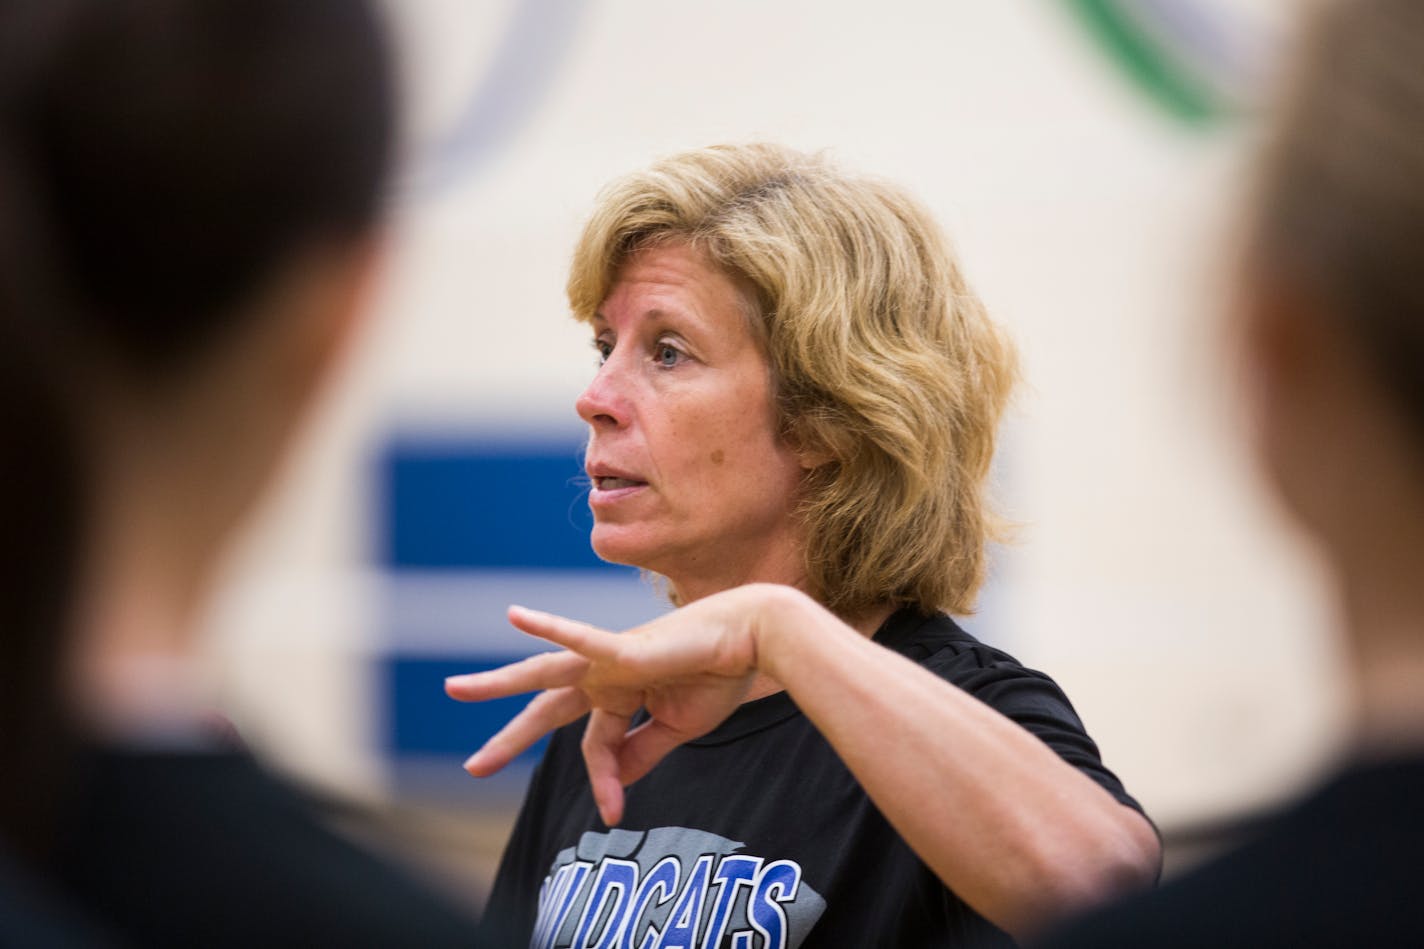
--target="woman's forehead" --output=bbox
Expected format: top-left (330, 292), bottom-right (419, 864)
top-left (598, 245), bottom-right (746, 325)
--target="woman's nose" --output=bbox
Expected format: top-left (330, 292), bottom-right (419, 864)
top-left (576, 362), bottom-right (628, 428)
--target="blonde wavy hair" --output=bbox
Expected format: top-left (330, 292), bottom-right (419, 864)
top-left (568, 144), bottom-right (1017, 617)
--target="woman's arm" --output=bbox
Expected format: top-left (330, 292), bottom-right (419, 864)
top-left (447, 583), bottom-right (1160, 940)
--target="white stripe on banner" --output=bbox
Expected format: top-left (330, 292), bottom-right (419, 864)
top-left (382, 570), bottom-right (670, 656)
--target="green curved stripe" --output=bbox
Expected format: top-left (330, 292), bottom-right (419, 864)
top-left (1062, 0), bottom-right (1229, 126)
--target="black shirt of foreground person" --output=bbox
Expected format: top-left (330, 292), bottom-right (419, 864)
top-left (1037, 754), bottom-right (1424, 949)
top-left (47, 740), bottom-right (482, 948)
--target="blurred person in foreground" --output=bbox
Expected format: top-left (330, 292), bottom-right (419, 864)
top-left (456, 0), bottom-right (1424, 945)
top-left (0, 219), bottom-right (99, 946)
top-left (0, 0), bottom-right (480, 943)
top-left (1041, 0), bottom-right (1424, 944)
top-left (448, 143), bottom-right (1161, 947)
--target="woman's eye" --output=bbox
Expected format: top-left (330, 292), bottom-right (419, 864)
top-left (656, 343), bottom-right (681, 367)
top-left (593, 339), bottom-right (613, 364)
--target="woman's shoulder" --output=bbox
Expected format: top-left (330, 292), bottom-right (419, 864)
top-left (877, 608), bottom-right (1101, 742)
top-left (880, 610), bottom-right (1149, 816)
top-left (876, 608), bottom-right (1039, 679)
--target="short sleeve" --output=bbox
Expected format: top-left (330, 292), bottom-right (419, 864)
top-left (925, 645), bottom-right (1148, 818)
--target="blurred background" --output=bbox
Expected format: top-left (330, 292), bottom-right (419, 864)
top-left (193, 0), bottom-right (1337, 912)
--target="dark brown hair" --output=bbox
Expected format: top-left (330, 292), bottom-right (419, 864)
top-left (0, 0), bottom-right (395, 859)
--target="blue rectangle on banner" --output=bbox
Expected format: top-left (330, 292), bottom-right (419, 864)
top-left (383, 655), bottom-right (550, 761)
top-left (376, 439), bottom-right (609, 570)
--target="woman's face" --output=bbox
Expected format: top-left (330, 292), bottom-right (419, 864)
top-left (577, 243), bottom-right (808, 592)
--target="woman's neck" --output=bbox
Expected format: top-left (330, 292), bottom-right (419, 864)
top-left (1337, 538), bottom-right (1424, 756)
top-left (66, 468), bottom-right (225, 734)
top-left (1346, 605), bottom-right (1424, 756)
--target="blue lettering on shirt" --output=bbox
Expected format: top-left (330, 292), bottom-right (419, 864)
top-left (532, 829), bottom-right (824, 949)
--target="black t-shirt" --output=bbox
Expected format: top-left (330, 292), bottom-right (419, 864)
top-left (480, 608), bottom-right (1146, 948)
top-left (1035, 754), bottom-right (1424, 949)
top-left (0, 844), bottom-right (110, 948)
top-left (48, 742), bottom-right (482, 948)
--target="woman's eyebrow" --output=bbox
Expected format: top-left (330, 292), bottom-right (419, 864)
top-left (600, 308), bottom-right (688, 328)
top-left (643, 307), bottom-right (704, 329)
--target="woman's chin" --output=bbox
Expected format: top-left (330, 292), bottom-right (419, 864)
top-left (589, 528), bottom-right (659, 571)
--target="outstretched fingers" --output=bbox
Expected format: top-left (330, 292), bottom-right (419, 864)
top-left (463, 686), bottom-right (590, 777)
top-left (507, 605), bottom-right (626, 662)
top-left (445, 649), bottom-right (589, 702)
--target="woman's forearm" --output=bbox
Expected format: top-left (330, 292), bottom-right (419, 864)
top-left (751, 587), bottom-right (1160, 940)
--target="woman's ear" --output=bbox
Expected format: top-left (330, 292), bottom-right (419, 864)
top-left (1241, 266), bottom-right (1396, 541)
top-left (797, 446), bottom-right (835, 471)
top-left (232, 234), bottom-right (385, 431)
top-left (783, 423), bottom-right (835, 471)
top-left (1241, 270), bottom-right (1326, 519)
top-left (286, 235), bottom-right (385, 391)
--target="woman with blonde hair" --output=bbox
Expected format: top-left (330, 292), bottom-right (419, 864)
top-left (449, 143), bottom-right (1160, 946)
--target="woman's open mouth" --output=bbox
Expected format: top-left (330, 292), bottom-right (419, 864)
top-left (594, 476), bottom-right (645, 490)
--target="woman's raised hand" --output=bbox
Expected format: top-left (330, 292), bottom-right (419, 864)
top-left (445, 586), bottom-right (784, 825)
